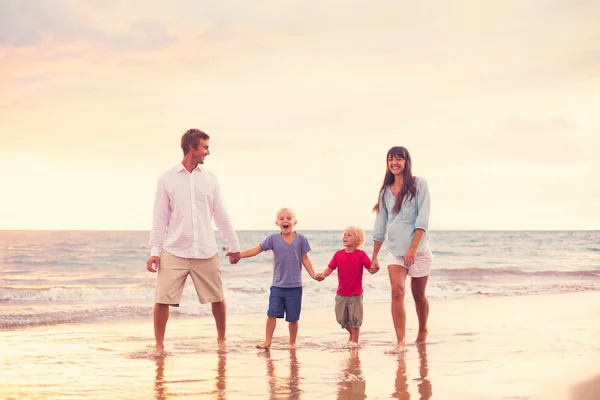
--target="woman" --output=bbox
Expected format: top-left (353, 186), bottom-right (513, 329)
top-left (371, 146), bottom-right (432, 352)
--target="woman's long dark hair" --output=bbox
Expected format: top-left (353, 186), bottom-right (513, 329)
top-left (372, 146), bottom-right (416, 214)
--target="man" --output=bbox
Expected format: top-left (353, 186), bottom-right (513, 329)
top-left (146, 128), bottom-right (240, 355)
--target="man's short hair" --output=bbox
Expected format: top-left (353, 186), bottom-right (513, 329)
top-left (181, 129), bottom-right (210, 154)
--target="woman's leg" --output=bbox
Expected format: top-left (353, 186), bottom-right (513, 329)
top-left (411, 276), bottom-right (429, 342)
top-left (388, 265), bottom-right (409, 348)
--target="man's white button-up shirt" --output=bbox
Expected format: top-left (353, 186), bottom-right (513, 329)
top-left (149, 163), bottom-right (240, 259)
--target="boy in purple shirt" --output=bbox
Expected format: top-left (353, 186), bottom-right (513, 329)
top-left (233, 208), bottom-right (322, 349)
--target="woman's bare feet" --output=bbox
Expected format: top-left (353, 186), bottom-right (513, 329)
top-left (395, 340), bottom-right (407, 353)
top-left (147, 346), bottom-right (166, 358)
top-left (288, 343), bottom-right (296, 349)
top-left (217, 338), bottom-right (227, 351)
top-left (415, 329), bottom-right (428, 343)
top-left (256, 341), bottom-right (271, 350)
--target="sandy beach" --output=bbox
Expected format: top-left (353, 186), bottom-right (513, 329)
top-left (1, 291), bottom-right (599, 399)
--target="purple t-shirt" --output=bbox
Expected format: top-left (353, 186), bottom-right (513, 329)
top-left (260, 232), bottom-right (311, 288)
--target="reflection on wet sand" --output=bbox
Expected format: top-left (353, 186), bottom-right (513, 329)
top-left (392, 343), bottom-right (432, 399)
top-left (393, 352), bottom-right (410, 400)
top-left (153, 353), bottom-right (227, 400)
top-left (154, 357), bottom-right (167, 400)
top-left (416, 343), bottom-right (432, 399)
top-left (261, 349), bottom-right (301, 400)
top-left (213, 353), bottom-right (227, 399)
top-left (337, 348), bottom-right (366, 400)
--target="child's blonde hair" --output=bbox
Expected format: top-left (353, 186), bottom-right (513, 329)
top-left (276, 208), bottom-right (296, 219)
top-left (345, 226), bottom-right (365, 247)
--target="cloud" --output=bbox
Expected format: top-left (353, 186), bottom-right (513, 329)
top-left (0, 0), bottom-right (175, 52)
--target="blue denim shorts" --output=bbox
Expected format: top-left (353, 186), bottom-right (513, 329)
top-left (267, 286), bottom-right (302, 322)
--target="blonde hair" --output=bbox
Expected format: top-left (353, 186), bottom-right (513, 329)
top-left (345, 226), bottom-right (365, 247)
top-left (276, 208), bottom-right (296, 219)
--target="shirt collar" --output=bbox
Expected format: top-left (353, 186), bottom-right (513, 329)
top-left (176, 163), bottom-right (203, 172)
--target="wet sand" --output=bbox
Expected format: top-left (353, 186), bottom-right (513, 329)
top-left (1, 291), bottom-right (599, 399)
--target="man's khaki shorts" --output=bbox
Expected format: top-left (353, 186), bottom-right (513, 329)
top-left (335, 294), bottom-right (363, 329)
top-left (155, 250), bottom-right (223, 306)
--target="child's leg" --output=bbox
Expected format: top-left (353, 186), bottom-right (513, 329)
top-left (256, 316), bottom-right (276, 349)
top-left (345, 325), bottom-right (352, 342)
top-left (258, 287), bottom-right (285, 350)
top-left (349, 327), bottom-right (360, 343)
top-left (285, 287), bottom-right (302, 349)
top-left (336, 295), bottom-right (352, 342)
top-left (288, 321), bottom-right (298, 348)
top-left (348, 294), bottom-right (363, 344)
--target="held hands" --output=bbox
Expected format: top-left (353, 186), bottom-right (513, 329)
top-left (146, 256), bottom-right (160, 273)
top-left (225, 251), bottom-right (241, 264)
top-left (368, 257), bottom-right (380, 274)
top-left (314, 273), bottom-right (325, 282)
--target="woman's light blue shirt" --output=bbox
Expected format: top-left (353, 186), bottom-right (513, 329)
top-left (372, 177), bottom-right (431, 257)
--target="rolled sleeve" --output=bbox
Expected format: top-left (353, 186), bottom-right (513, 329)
top-left (372, 189), bottom-right (388, 242)
top-left (414, 178), bottom-right (431, 232)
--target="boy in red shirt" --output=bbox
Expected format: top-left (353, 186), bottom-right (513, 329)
top-left (317, 226), bottom-right (377, 346)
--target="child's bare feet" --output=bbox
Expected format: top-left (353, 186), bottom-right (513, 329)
top-left (255, 341), bottom-right (271, 350)
top-left (217, 338), bottom-right (227, 351)
top-left (415, 329), bottom-right (428, 343)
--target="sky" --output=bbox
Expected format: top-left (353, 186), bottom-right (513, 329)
top-left (1, 0), bottom-right (599, 231)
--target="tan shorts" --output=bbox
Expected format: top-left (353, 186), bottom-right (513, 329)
top-left (386, 248), bottom-right (433, 278)
top-left (335, 294), bottom-right (363, 329)
top-left (155, 250), bottom-right (223, 306)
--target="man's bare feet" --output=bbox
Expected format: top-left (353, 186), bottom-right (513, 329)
top-left (147, 347), bottom-right (166, 358)
top-left (217, 339), bottom-right (227, 351)
top-left (288, 343), bottom-right (296, 349)
top-left (255, 341), bottom-right (271, 350)
top-left (416, 329), bottom-right (428, 343)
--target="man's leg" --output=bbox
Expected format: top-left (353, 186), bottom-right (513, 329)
top-left (150, 303), bottom-right (169, 356)
top-left (152, 250), bottom-right (188, 356)
top-left (211, 300), bottom-right (227, 351)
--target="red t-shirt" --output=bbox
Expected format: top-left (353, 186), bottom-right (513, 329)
top-left (328, 249), bottom-right (372, 296)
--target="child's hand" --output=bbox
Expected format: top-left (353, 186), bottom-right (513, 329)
top-left (314, 273), bottom-right (325, 281)
top-left (226, 251), bottom-right (241, 264)
top-left (368, 265), bottom-right (380, 274)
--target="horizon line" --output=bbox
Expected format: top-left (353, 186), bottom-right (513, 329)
top-left (0, 228), bottom-right (598, 233)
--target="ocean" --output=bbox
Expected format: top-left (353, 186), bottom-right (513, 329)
top-left (1, 230), bottom-right (599, 331)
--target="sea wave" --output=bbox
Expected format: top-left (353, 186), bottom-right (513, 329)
top-left (435, 268), bottom-right (600, 278)
top-left (1, 281), bottom-right (599, 329)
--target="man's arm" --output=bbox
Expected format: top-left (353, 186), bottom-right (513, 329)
top-left (212, 177), bottom-right (241, 262)
top-left (149, 176), bottom-right (169, 256)
top-left (147, 176), bottom-right (169, 272)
